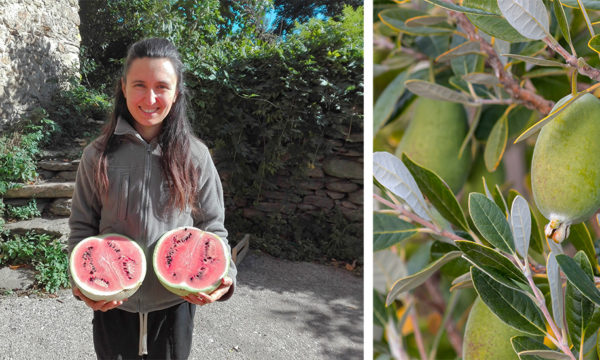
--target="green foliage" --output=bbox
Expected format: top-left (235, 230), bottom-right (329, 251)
top-left (0, 110), bottom-right (56, 194)
top-left (374, 1), bottom-right (600, 358)
top-left (0, 232), bottom-right (69, 294)
top-left (45, 78), bottom-right (111, 146)
top-left (5, 200), bottom-right (41, 221)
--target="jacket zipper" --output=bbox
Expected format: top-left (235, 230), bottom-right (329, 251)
top-left (138, 143), bottom-right (153, 313)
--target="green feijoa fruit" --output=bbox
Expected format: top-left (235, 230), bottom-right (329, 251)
top-left (531, 93), bottom-right (600, 243)
top-left (395, 97), bottom-right (471, 193)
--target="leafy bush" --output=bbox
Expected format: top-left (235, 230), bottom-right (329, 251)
top-left (0, 110), bottom-right (56, 194)
top-left (0, 232), bottom-right (69, 293)
top-left (5, 200), bottom-right (41, 221)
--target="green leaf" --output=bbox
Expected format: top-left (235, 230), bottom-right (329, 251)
top-left (556, 253), bottom-right (600, 306)
top-left (492, 184), bottom-right (509, 216)
top-left (468, 193), bottom-right (515, 253)
top-left (588, 35), bottom-right (600, 54)
top-left (374, 249), bottom-right (406, 294)
top-left (484, 113), bottom-right (508, 172)
top-left (401, 153), bottom-right (470, 232)
top-left (471, 267), bottom-right (546, 335)
top-left (386, 251), bottom-right (462, 305)
top-left (503, 54), bottom-right (566, 67)
top-left (455, 240), bottom-right (529, 291)
top-left (497, 0), bottom-right (550, 40)
top-left (518, 350), bottom-right (571, 359)
top-left (511, 336), bottom-right (552, 360)
top-left (404, 79), bottom-right (475, 105)
top-left (515, 90), bottom-right (589, 143)
top-left (546, 252), bottom-right (565, 332)
top-left (510, 195), bottom-right (531, 260)
top-left (423, 0), bottom-right (496, 15)
top-left (435, 41), bottom-right (483, 63)
top-left (508, 190), bottom-right (544, 255)
top-left (561, 0), bottom-right (600, 10)
top-left (405, 15), bottom-right (447, 27)
top-left (374, 71), bottom-right (408, 133)
top-left (379, 8), bottom-right (454, 36)
top-left (566, 223), bottom-right (599, 275)
top-left (553, 0), bottom-right (573, 51)
top-left (373, 151), bottom-right (431, 221)
top-left (463, 72), bottom-right (500, 86)
top-left (373, 212), bottom-right (418, 251)
top-left (464, 0), bottom-right (530, 42)
top-left (565, 252), bottom-right (595, 351)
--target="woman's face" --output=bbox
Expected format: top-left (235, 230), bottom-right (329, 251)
top-left (121, 57), bottom-right (178, 141)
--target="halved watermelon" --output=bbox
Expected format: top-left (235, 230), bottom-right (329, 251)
top-left (153, 227), bottom-right (230, 296)
top-left (70, 234), bottom-right (146, 302)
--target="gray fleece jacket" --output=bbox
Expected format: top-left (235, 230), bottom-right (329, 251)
top-left (68, 117), bottom-right (236, 313)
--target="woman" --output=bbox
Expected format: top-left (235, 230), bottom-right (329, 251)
top-left (68, 37), bottom-right (236, 359)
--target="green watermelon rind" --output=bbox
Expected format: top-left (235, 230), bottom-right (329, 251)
top-left (153, 227), bottom-right (230, 297)
top-left (69, 233), bottom-right (147, 302)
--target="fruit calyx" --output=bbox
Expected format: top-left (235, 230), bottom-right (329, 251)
top-left (544, 218), bottom-right (570, 244)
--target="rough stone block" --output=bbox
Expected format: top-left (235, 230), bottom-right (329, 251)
top-left (4, 182), bottom-right (74, 198)
top-left (323, 158), bottom-right (362, 180)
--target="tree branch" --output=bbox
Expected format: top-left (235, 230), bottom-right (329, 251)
top-left (449, 12), bottom-right (555, 115)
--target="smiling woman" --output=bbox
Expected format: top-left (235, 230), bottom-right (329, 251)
top-left (121, 57), bottom-right (179, 142)
top-left (68, 37), bottom-right (237, 359)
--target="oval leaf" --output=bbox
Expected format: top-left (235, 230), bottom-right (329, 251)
top-left (379, 8), bottom-right (454, 36)
top-left (553, 0), bottom-right (573, 51)
top-left (463, 72), bottom-right (500, 86)
top-left (511, 336), bottom-right (552, 358)
top-left (464, 0), bottom-right (530, 42)
top-left (589, 35), bottom-right (600, 54)
top-left (455, 240), bottom-right (529, 291)
top-left (401, 153), bottom-right (470, 232)
top-left (546, 252), bottom-right (565, 332)
top-left (497, 0), bottom-right (550, 40)
top-left (565, 251), bottom-right (594, 352)
top-left (504, 53), bottom-right (566, 67)
top-left (373, 151), bottom-right (431, 221)
top-left (469, 193), bottom-right (515, 254)
top-left (518, 350), bottom-right (571, 359)
top-left (556, 253), bottom-right (600, 306)
top-left (471, 267), bottom-right (546, 335)
top-left (374, 249), bottom-right (407, 294)
top-left (386, 251), bottom-right (462, 305)
top-left (484, 113), bottom-right (508, 172)
top-left (405, 15), bottom-right (447, 27)
top-left (374, 71), bottom-right (408, 133)
top-left (404, 79), bottom-right (475, 105)
top-left (511, 195), bottom-right (531, 259)
top-left (508, 190), bottom-right (544, 255)
top-left (436, 41), bottom-right (483, 63)
top-left (561, 0), bottom-right (600, 10)
top-left (566, 223), bottom-right (599, 275)
top-left (423, 0), bottom-right (496, 15)
top-left (373, 212), bottom-right (419, 251)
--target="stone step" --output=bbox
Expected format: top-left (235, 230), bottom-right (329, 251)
top-left (3, 217), bottom-right (70, 243)
top-left (3, 182), bottom-right (74, 199)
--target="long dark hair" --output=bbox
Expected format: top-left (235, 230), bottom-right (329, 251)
top-left (95, 37), bottom-right (199, 213)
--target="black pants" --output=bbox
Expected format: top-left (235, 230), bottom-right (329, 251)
top-left (93, 302), bottom-right (196, 360)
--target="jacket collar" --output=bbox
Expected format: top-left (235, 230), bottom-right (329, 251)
top-left (114, 116), bottom-right (159, 146)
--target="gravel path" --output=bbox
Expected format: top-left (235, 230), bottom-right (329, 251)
top-left (0, 250), bottom-right (363, 359)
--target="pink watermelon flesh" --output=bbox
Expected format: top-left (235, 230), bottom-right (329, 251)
top-left (70, 234), bottom-right (146, 301)
top-left (154, 227), bottom-right (229, 296)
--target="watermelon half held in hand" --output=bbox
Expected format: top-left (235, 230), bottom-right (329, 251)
top-left (153, 227), bottom-right (230, 296)
top-left (70, 234), bottom-right (147, 302)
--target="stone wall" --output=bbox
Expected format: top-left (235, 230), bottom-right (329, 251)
top-left (226, 125), bottom-right (363, 258)
top-left (0, 0), bottom-right (80, 126)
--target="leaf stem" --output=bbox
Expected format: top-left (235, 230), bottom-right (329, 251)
top-left (522, 265), bottom-right (576, 359)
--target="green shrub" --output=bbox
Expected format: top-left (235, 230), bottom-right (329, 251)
top-left (0, 110), bottom-right (56, 194)
top-left (5, 200), bottom-right (41, 221)
top-left (0, 232), bottom-right (69, 293)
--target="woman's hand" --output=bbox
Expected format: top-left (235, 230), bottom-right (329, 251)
top-left (183, 276), bottom-right (233, 306)
top-left (73, 286), bottom-right (127, 312)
